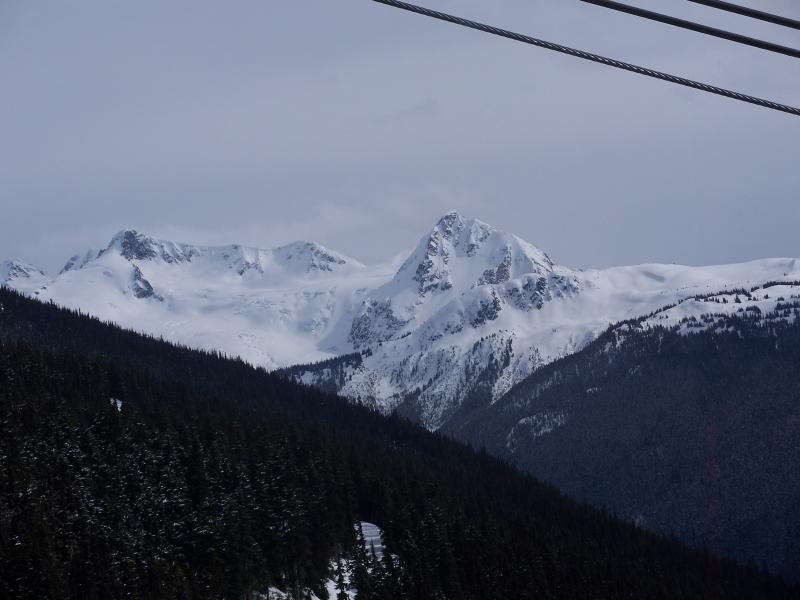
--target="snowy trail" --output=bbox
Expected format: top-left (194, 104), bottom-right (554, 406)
top-left (360, 521), bottom-right (385, 560)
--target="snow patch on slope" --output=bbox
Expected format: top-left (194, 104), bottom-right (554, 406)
top-left (506, 411), bottom-right (568, 451)
top-left (260, 522), bottom-right (385, 600)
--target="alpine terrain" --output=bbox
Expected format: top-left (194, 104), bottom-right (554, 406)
top-left (4, 215), bottom-right (800, 584)
top-left (5, 211), bottom-right (799, 431)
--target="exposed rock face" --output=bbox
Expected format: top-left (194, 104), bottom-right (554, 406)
top-left (130, 265), bottom-right (160, 300)
top-left (100, 230), bottom-right (361, 276)
top-left (478, 248), bottom-right (513, 286)
top-left (399, 211), bottom-right (556, 300)
top-left (112, 230), bottom-right (159, 261)
top-left (470, 288), bottom-right (502, 328)
top-left (348, 300), bottom-right (408, 349)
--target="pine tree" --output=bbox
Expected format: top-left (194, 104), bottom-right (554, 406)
top-left (335, 557), bottom-right (350, 600)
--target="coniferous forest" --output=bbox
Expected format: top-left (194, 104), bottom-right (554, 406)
top-left (448, 301), bottom-right (800, 581)
top-left (0, 287), bottom-right (798, 599)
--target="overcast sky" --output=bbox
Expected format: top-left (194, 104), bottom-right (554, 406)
top-left (1, 0), bottom-right (798, 273)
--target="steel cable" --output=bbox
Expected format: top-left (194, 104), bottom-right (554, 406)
top-left (579, 0), bottom-right (800, 59)
top-left (686, 0), bottom-right (800, 31)
top-left (372, 0), bottom-right (800, 117)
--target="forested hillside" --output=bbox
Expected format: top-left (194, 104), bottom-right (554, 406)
top-left (448, 305), bottom-right (800, 581)
top-left (0, 287), bottom-right (796, 598)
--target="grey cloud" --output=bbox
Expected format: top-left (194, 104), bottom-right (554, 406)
top-left (374, 97), bottom-right (441, 125)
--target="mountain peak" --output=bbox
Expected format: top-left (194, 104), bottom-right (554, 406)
top-left (432, 211), bottom-right (491, 242)
top-left (103, 230), bottom-right (204, 265)
top-left (1, 258), bottom-right (47, 281)
top-left (394, 213), bottom-right (555, 296)
top-left (1, 258), bottom-right (50, 293)
top-left (272, 240), bottom-right (365, 273)
top-left (107, 230), bottom-right (160, 261)
top-left (435, 210), bottom-right (464, 229)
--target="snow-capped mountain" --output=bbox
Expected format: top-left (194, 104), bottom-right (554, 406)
top-left (0, 259), bottom-right (50, 295)
top-left (5, 229), bottom-right (384, 369)
top-left (4, 213), bottom-right (799, 429)
top-left (304, 212), bottom-right (584, 427)
top-left (342, 211), bottom-right (578, 350)
top-left (293, 213), bottom-right (800, 428)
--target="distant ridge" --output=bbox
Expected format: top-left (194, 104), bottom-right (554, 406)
top-left (4, 213), bottom-right (800, 428)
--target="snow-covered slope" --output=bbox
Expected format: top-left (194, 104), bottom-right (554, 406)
top-left (4, 214), bottom-right (800, 429)
top-left (294, 214), bottom-right (800, 428)
top-left (0, 259), bottom-right (50, 295)
top-left (263, 522), bottom-right (387, 600)
top-left (7, 230), bottom-right (389, 369)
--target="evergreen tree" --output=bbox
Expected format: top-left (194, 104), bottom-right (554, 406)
top-left (0, 286), bottom-right (797, 598)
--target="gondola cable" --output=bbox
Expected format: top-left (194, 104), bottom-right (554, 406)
top-left (371, 0), bottom-right (800, 117)
top-left (578, 0), bottom-right (800, 59)
top-left (686, 0), bottom-right (800, 31)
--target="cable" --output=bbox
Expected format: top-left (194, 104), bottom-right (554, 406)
top-left (371, 0), bottom-right (800, 117)
top-left (686, 0), bottom-right (800, 31)
top-left (578, 0), bottom-right (800, 59)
